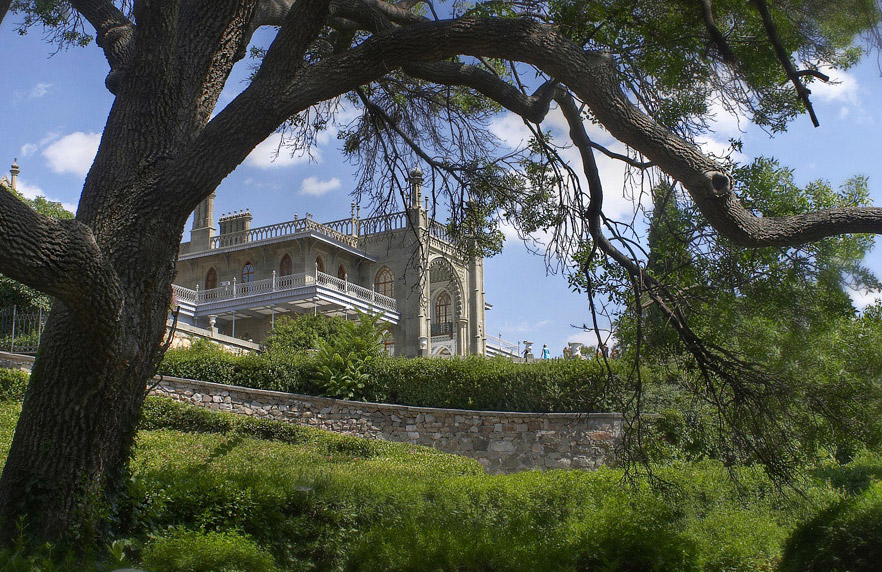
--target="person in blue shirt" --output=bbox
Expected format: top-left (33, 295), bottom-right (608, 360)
top-left (541, 344), bottom-right (550, 359)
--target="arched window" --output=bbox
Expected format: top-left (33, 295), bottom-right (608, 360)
top-left (375, 267), bottom-right (394, 297)
top-left (242, 262), bottom-right (254, 284)
top-left (205, 267), bottom-right (217, 290)
top-left (279, 254), bottom-right (293, 276)
top-left (315, 255), bottom-right (325, 273)
top-left (338, 264), bottom-right (347, 281)
top-left (434, 291), bottom-right (451, 324)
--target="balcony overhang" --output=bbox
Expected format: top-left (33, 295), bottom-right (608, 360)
top-left (173, 271), bottom-right (399, 326)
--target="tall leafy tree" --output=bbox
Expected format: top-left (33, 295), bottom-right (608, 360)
top-left (1, 0), bottom-right (882, 543)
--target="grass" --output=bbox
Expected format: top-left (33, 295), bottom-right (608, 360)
top-left (0, 396), bottom-right (879, 571)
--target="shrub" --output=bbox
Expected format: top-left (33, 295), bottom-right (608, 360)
top-left (0, 369), bottom-right (28, 401)
top-left (263, 314), bottom-right (346, 354)
top-left (780, 480), bottom-right (882, 572)
top-left (158, 346), bottom-right (618, 412)
top-left (141, 528), bottom-right (279, 572)
top-left (310, 310), bottom-right (388, 400)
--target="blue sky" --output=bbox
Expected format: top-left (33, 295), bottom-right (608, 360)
top-left (2, 18), bottom-right (881, 356)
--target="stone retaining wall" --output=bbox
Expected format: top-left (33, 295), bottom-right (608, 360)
top-left (150, 376), bottom-right (622, 473)
top-left (0, 351), bottom-right (623, 473)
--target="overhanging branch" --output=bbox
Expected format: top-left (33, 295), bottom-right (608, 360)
top-left (0, 182), bottom-right (123, 327)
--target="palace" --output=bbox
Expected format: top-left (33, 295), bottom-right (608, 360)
top-left (172, 168), bottom-right (517, 357)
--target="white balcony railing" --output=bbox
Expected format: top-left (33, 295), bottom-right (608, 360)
top-left (486, 334), bottom-right (519, 356)
top-left (173, 270), bottom-right (398, 313)
top-left (210, 217), bottom-right (358, 250)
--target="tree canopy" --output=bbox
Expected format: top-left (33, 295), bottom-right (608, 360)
top-left (1, 0), bottom-right (882, 544)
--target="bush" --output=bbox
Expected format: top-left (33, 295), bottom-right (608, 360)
top-left (159, 344), bottom-right (618, 412)
top-left (141, 529), bottom-right (279, 572)
top-left (0, 369), bottom-right (28, 401)
top-left (159, 340), bottom-right (311, 394)
top-left (263, 314), bottom-right (346, 354)
top-left (780, 480), bottom-right (882, 572)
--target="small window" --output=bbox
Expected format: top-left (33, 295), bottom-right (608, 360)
top-left (434, 291), bottom-right (451, 324)
top-left (383, 334), bottom-right (395, 356)
top-left (338, 264), bottom-right (347, 281)
top-left (242, 262), bottom-right (254, 283)
top-left (315, 256), bottom-right (325, 273)
top-left (279, 254), bottom-right (293, 276)
top-left (205, 267), bottom-right (217, 290)
top-left (375, 267), bottom-right (394, 297)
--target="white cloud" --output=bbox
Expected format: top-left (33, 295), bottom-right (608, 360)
top-left (19, 143), bottom-right (38, 158)
top-left (810, 67), bottom-right (859, 105)
top-left (245, 133), bottom-right (322, 169)
top-left (848, 287), bottom-right (882, 310)
top-left (42, 132), bottom-right (100, 177)
top-left (15, 179), bottom-right (77, 214)
top-left (299, 176), bottom-right (340, 197)
top-left (29, 82), bottom-right (52, 99)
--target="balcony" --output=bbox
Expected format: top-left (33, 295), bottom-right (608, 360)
top-left (431, 321), bottom-right (454, 337)
top-left (172, 270), bottom-right (399, 325)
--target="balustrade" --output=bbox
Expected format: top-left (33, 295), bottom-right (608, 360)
top-left (172, 270), bottom-right (397, 313)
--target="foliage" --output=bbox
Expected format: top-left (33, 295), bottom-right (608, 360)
top-left (160, 345), bottom-right (618, 412)
top-left (309, 310), bottom-right (388, 400)
top-left (780, 480), bottom-right (882, 572)
top-left (601, 161), bottom-right (882, 468)
top-left (263, 314), bottom-right (347, 354)
top-left (3, 397), bottom-right (877, 570)
top-left (0, 369), bottom-right (28, 402)
top-left (141, 529), bottom-right (279, 572)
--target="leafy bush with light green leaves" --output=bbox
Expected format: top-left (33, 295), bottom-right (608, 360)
top-left (141, 529), bottom-right (279, 572)
top-left (263, 314), bottom-right (347, 354)
top-left (309, 310), bottom-right (388, 400)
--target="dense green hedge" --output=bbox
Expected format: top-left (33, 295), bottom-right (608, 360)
top-left (0, 369), bottom-right (28, 402)
top-left (158, 343), bottom-right (618, 412)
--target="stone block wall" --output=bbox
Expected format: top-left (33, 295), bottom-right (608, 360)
top-left (149, 376), bottom-right (622, 473)
top-left (0, 351), bottom-right (623, 473)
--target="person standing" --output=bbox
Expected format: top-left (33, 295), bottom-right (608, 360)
top-left (542, 344), bottom-right (550, 359)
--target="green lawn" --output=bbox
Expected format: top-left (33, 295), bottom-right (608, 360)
top-left (0, 397), bottom-right (879, 571)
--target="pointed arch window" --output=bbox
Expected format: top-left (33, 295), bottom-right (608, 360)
top-left (242, 262), bottom-right (254, 284)
top-left (315, 256), bottom-right (325, 273)
top-left (434, 291), bottom-right (451, 324)
top-left (338, 264), bottom-right (347, 281)
top-left (375, 267), bottom-right (394, 298)
top-left (279, 254), bottom-right (293, 276)
top-left (205, 267), bottom-right (217, 290)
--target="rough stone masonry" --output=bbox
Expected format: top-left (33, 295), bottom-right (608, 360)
top-left (149, 376), bottom-right (622, 473)
top-left (0, 352), bottom-right (622, 473)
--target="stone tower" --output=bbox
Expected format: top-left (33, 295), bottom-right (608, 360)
top-left (190, 192), bottom-right (216, 252)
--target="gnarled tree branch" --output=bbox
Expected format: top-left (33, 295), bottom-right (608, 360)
top-left (69, 0), bottom-right (136, 93)
top-left (166, 16), bottom-right (881, 246)
top-left (0, 182), bottom-right (122, 328)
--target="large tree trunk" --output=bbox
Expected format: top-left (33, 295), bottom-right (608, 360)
top-left (0, 220), bottom-right (180, 542)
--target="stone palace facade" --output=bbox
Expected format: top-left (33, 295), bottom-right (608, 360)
top-left (172, 169), bottom-right (515, 358)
